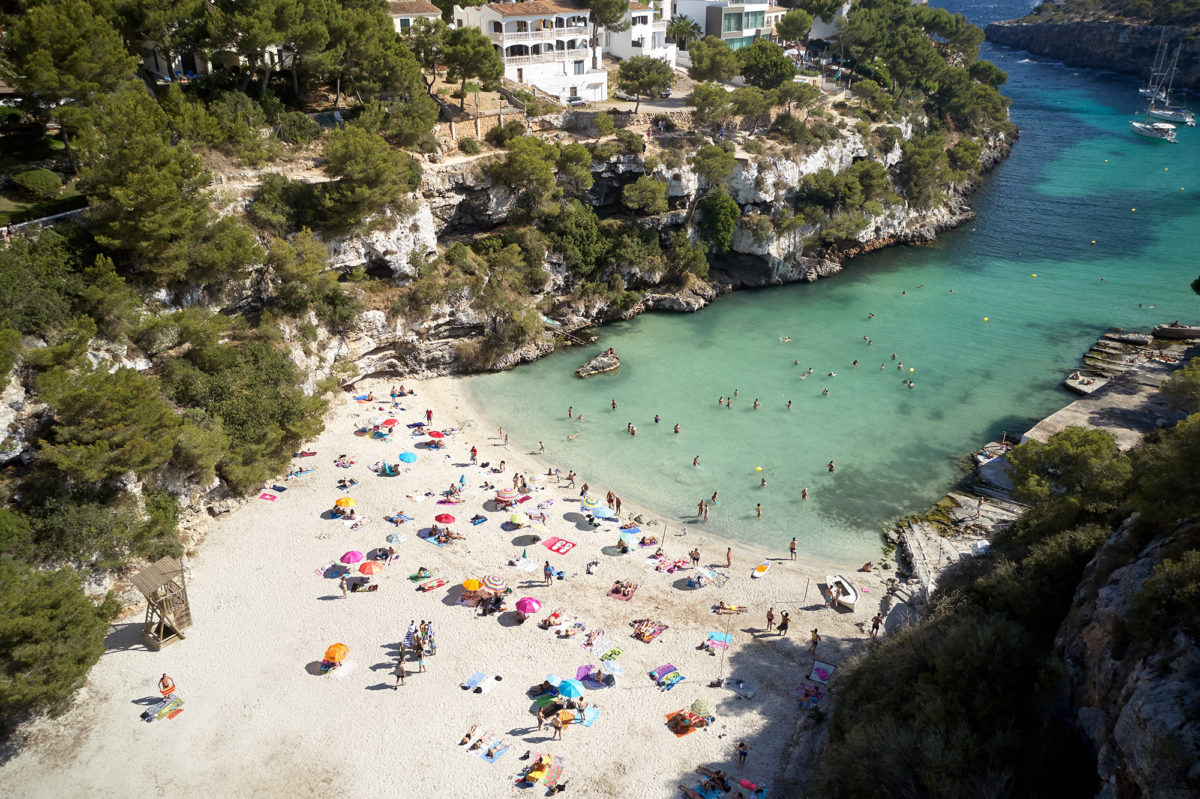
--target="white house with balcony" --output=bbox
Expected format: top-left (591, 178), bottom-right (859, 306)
top-left (674, 0), bottom-right (786, 50)
top-left (452, 0), bottom-right (608, 102)
top-left (605, 2), bottom-right (676, 67)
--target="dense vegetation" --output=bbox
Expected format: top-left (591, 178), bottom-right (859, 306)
top-left (815, 362), bottom-right (1200, 797)
top-left (1027, 0), bottom-right (1200, 26)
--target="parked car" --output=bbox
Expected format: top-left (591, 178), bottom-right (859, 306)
top-left (659, 88), bottom-right (672, 98)
top-left (612, 89), bottom-right (634, 101)
top-left (566, 96), bottom-right (587, 107)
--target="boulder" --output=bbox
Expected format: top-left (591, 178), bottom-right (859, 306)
top-left (576, 348), bottom-right (620, 377)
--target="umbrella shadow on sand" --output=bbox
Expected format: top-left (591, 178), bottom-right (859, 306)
top-left (562, 512), bottom-right (596, 532)
top-left (512, 534), bottom-right (541, 547)
top-left (497, 611), bottom-right (524, 628)
top-left (601, 546), bottom-right (630, 557)
top-left (304, 661), bottom-right (326, 676)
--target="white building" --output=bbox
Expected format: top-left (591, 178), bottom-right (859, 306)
top-left (808, 0), bottom-right (852, 41)
top-left (389, 0), bottom-right (442, 33)
top-left (452, 0), bottom-right (608, 103)
top-left (673, 0), bottom-right (787, 50)
top-left (605, 2), bottom-right (676, 67)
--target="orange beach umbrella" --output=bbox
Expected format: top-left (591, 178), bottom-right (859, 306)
top-left (324, 643), bottom-right (348, 663)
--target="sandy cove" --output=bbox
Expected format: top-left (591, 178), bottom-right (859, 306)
top-left (0, 376), bottom-right (888, 798)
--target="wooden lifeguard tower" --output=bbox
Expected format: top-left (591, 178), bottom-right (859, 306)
top-left (131, 557), bottom-right (193, 651)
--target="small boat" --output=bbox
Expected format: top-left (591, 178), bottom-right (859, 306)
top-left (1153, 323), bottom-right (1200, 340)
top-left (751, 562), bottom-right (770, 578)
top-left (1146, 46), bottom-right (1195, 126)
top-left (1130, 119), bottom-right (1177, 142)
top-left (825, 574), bottom-right (858, 609)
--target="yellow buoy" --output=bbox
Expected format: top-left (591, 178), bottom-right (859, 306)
top-left (909, 368), bottom-right (915, 373)
top-left (1091, 240), bottom-right (1096, 245)
top-left (755, 467), bottom-right (763, 472)
top-left (983, 317), bottom-right (989, 322)
top-left (1132, 208), bottom-right (1136, 212)
top-left (1165, 167), bottom-right (1168, 171)
top-left (1031, 273), bottom-right (1037, 278)
top-left (1104, 159), bottom-right (1108, 163)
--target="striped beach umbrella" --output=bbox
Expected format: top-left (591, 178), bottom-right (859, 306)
top-left (529, 473), bottom-right (547, 484)
top-left (482, 575), bottom-right (507, 592)
top-left (691, 698), bottom-right (714, 717)
top-left (496, 487), bottom-right (519, 501)
top-left (581, 495), bottom-right (601, 510)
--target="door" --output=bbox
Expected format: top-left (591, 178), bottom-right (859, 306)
top-left (517, 68), bottom-right (524, 83)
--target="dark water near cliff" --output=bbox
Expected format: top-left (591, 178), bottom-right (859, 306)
top-left (466, 0), bottom-right (1200, 564)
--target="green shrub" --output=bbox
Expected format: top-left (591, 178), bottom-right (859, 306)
top-left (11, 168), bottom-right (62, 200)
top-left (651, 113), bottom-right (677, 131)
top-left (0, 560), bottom-right (119, 725)
top-left (0, 229), bottom-right (81, 335)
top-left (276, 111), bottom-right (321, 145)
top-left (615, 128), bottom-right (644, 154)
top-left (486, 120), bottom-right (526, 147)
top-left (698, 189), bottom-right (739, 253)
top-left (458, 137), bottom-right (481, 155)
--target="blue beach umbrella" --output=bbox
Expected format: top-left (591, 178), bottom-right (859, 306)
top-left (591, 505), bottom-right (615, 519)
top-left (399, 452), bottom-right (417, 463)
top-left (459, 474), bottom-right (466, 485)
top-left (557, 679), bottom-right (586, 699)
top-left (546, 674), bottom-right (563, 687)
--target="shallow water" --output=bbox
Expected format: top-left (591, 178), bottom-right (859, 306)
top-left (465, 0), bottom-right (1200, 563)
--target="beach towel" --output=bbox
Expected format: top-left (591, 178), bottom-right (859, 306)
top-left (659, 671), bottom-right (685, 691)
top-left (462, 672), bottom-right (486, 690)
top-left (738, 779), bottom-right (770, 796)
top-left (418, 578), bottom-right (447, 592)
top-left (470, 517), bottom-right (487, 525)
top-left (315, 560), bottom-right (336, 577)
top-left (408, 571), bottom-right (435, 583)
top-left (517, 495), bottom-right (532, 503)
top-left (259, 493), bottom-right (276, 501)
top-left (620, 526), bottom-right (642, 536)
top-left (541, 537), bottom-right (576, 555)
top-left (808, 661), bottom-right (836, 685)
top-left (542, 756), bottom-right (565, 789)
top-left (649, 664), bottom-right (677, 682)
top-left (693, 783), bottom-right (723, 799)
top-left (522, 753), bottom-right (551, 784)
top-left (418, 529), bottom-right (448, 547)
top-left (271, 485), bottom-right (287, 493)
top-left (608, 583), bottom-right (637, 600)
top-left (726, 681), bottom-right (759, 699)
top-left (344, 517), bottom-right (371, 531)
top-left (329, 660), bottom-right (358, 679)
top-left (473, 675), bottom-right (502, 694)
top-left (461, 730), bottom-right (488, 751)
top-left (708, 632), bottom-right (733, 644)
top-left (703, 639), bottom-right (729, 651)
top-left (664, 710), bottom-right (697, 738)
top-left (573, 707), bottom-right (599, 727)
top-left (480, 742), bottom-right (511, 763)
top-left (575, 665), bottom-right (595, 682)
top-left (533, 693), bottom-right (558, 709)
top-left (353, 394), bottom-right (369, 401)
top-left (796, 682), bottom-right (825, 708)
top-left (599, 647), bottom-right (622, 661)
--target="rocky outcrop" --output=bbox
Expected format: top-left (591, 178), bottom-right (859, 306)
top-left (575, 348), bottom-right (620, 377)
top-left (1057, 517), bottom-right (1200, 798)
top-left (985, 19), bottom-right (1200, 91)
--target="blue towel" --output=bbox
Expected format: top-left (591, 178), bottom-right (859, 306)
top-left (480, 741), bottom-right (509, 763)
top-left (708, 632), bottom-right (733, 644)
top-left (462, 672), bottom-right (486, 690)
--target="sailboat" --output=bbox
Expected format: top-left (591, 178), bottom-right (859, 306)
top-left (1148, 46), bottom-right (1195, 127)
top-left (1138, 28), bottom-right (1169, 102)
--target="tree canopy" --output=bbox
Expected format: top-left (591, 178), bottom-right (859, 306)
top-left (616, 56), bottom-right (675, 113)
top-left (775, 9), bottom-right (814, 43)
top-left (686, 36), bottom-right (739, 83)
top-left (443, 27), bottom-right (503, 110)
top-left (737, 40), bottom-right (794, 90)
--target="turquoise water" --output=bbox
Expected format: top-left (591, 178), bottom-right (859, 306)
top-left (465, 1), bottom-right (1200, 564)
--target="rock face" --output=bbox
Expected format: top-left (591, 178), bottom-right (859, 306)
top-left (1056, 517), bottom-right (1200, 798)
top-left (985, 20), bottom-right (1200, 91)
top-left (575, 348), bottom-right (620, 377)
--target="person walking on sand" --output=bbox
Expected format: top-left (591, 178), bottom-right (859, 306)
top-left (539, 441), bottom-right (545, 454)
top-left (974, 497), bottom-right (984, 519)
top-left (725, 547), bottom-right (732, 567)
top-left (159, 674), bottom-right (175, 694)
top-left (809, 628), bottom-right (820, 653)
top-left (393, 659), bottom-right (406, 688)
top-left (470, 446), bottom-right (477, 464)
top-left (777, 611), bottom-right (790, 635)
top-left (737, 741), bottom-right (750, 767)
top-left (871, 613), bottom-right (883, 639)
top-left (552, 713), bottom-right (564, 740)
top-left (789, 538), bottom-right (797, 560)
top-left (544, 561), bottom-right (554, 586)
top-left (766, 607), bottom-right (775, 631)
top-left (418, 651), bottom-right (427, 673)
top-left (339, 575), bottom-right (348, 599)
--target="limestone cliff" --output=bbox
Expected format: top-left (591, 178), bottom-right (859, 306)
top-left (986, 19), bottom-right (1200, 90)
top-left (1056, 516), bottom-right (1200, 797)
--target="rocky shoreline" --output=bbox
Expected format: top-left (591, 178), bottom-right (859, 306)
top-left (985, 18), bottom-right (1200, 90)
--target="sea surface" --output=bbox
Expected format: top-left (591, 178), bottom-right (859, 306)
top-left (464, 0), bottom-right (1200, 565)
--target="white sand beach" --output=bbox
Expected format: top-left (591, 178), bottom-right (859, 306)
top-left (0, 377), bottom-right (887, 798)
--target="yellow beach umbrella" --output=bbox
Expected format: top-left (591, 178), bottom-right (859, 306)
top-left (462, 578), bottom-right (482, 592)
top-left (335, 497), bottom-right (356, 508)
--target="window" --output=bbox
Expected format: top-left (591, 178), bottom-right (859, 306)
top-left (744, 11), bottom-right (764, 29)
top-left (399, 18), bottom-right (411, 30)
top-left (728, 35), bottom-right (756, 50)
top-left (493, 21), bottom-right (502, 32)
top-left (723, 13), bottom-right (742, 32)
top-left (633, 15), bottom-right (648, 24)
top-left (574, 60), bottom-right (585, 75)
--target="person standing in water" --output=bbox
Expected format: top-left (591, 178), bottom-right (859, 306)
top-left (611, 399), bottom-right (617, 410)
top-left (789, 538), bottom-right (797, 559)
top-left (756, 503), bottom-right (762, 518)
top-left (674, 423), bottom-right (680, 434)
top-left (693, 456), bottom-right (700, 467)
top-left (711, 491), bottom-right (719, 504)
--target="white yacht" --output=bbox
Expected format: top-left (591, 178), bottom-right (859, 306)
top-left (1129, 119), bottom-right (1178, 142)
top-left (1147, 46), bottom-right (1195, 126)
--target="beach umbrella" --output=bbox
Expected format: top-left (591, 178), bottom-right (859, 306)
top-left (435, 513), bottom-right (456, 524)
top-left (546, 673), bottom-right (563, 687)
top-left (509, 513), bottom-right (525, 525)
top-left (367, 416), bottom-right (382, 427)
top-left (359, 561), bottom-right (383, 575)
top-left (341, 550), bottom-right (364, 565)
top-left (482, 575), bottom-right (507, 592)
top-left (386, 533), bottom-right (406, 544)
top-left (335, 497), bottom-right (356, 508)
top-left (529, 473), bottom-right (547, 484)
top-left (462, 578), bottom-right (482, 591)
top-left (496, 487), bottom-right (519, 501)
top-left (581, 495), bottom-right (601, 510)
top-left (515, 597), bottom-right (541, 614)
top-left (381, 418), bottom-right (398, 428)
top-left (691, 698), bottom-right (714, 717)
top-left (399, 452), bottom-right (417, 463)
top-left (592, 505), bottom-right (615, 519)
top-left (557, 679), bottom-right (586, 699)
top-left (600, 659), bottom-right (624, 676)
top-left (459, 474), bottom-right (466, 485)
top-left (427, 430), bottom-right (445, 440)
top-left (324, 643), bottom-right (348, 663)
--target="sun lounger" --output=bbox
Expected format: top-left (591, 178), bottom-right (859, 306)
top-left (808, 661), bottom-right (836, 685)
top-left (474, 675), bottom-right (502, 694)
top-left (462, 672), bottom-right (487, 690)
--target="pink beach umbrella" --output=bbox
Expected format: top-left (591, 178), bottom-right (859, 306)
top-left (515, 597), bottom-right (541, 614)
top-left (340, 551), bottom-right (364, 565)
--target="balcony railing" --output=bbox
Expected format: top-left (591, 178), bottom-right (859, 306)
top-left (503, 49), bottom-right (586, 65)
top-left (651, 20), bottom-right (667, 31)
top-left (487, 24), bottom-right (588, 44)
